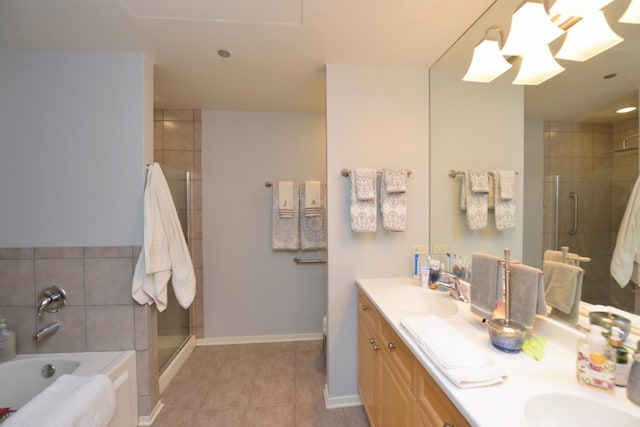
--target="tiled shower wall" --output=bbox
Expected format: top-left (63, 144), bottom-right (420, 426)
top-left (0, 246), bottom-right (159, 416)
top-left (543, 118), bottom-right (639, 313)
top-left (154, 109), bottom-right (204, 338)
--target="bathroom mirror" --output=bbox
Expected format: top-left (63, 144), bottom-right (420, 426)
top-left (430, 0), bottom-right (640, 320)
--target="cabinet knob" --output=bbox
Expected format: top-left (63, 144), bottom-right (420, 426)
top-left (362, 304), bottom-right (368, 311)
top-left (443, 423), bottom-right (454, 427)
top-left (369, 338), bottom-right (377, 345)
top-left (388, 342), bottom-right (397, 350)
top-left (372, 345), bottom-right (381, 351)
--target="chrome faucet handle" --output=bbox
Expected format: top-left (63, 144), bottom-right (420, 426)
top-left (37, 286), bottom-right (67, 317)
top-left (436, 272), bottom-right (470, 303)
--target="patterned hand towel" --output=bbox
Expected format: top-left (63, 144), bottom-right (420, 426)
top-left (350, 169), bottom-right (377, 232)
top-left (380, 169), bottom-right (407, 232)
top-left (354, 168), bottom-right (376, 200)
top-left (469, 170), bottom-right (490, 193)
top-left (272, 182), bottom-right (299, 250)
top-left (494, 170), bottom-right (516, 230)
top-left (383, 168), bottom-right (408, 193)
top-left (300, 182), bottom-right (327, 250)
top-left (461, 171), bottom-right (488, 230)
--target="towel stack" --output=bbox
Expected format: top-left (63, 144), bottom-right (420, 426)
top-left (401, 316), bottom-right (507, 388)
top-left (459, 170), bottom-right (517, 231)
top-left (380, 169), bottom-right (408, 232)
top-left (494, 170), bottom-right (516, 230)
top-left (350, 169), bottom-right (378, 232)
top-left (460, 170), bottom-right (490, 230)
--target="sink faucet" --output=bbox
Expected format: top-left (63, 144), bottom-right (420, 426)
top-left (436, 272), bottom-right (470, 303)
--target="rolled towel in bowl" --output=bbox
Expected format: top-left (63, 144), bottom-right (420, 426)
top-left (3, 374), bottom-right (116, 427)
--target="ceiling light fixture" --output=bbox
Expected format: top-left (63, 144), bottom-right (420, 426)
top-left (549, 0), bottom-right (614, 17)
top-left (463, 26), bottom-right (513, 83)
top-left (620, 0), bottom-right (640, 24)
top-left (616, 106), bottom-right (637, 114)
top-left (501, 1), bottom-right (563, 56)
top-left (513, 44), bottom-right (565, 85)
top-left (555, 11), bottom-right (623, 61)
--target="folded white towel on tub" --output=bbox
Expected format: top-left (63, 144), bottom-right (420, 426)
top-left (4, 374), bottom-right (115, 427)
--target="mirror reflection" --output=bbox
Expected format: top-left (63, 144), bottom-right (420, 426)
top-left (430, 0), bottom-right (640, 318)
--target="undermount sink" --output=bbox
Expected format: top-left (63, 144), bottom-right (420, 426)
top-left (385, 286), bottom-right (458, 317)
top-left (525, 393), bottom-right (640, 427)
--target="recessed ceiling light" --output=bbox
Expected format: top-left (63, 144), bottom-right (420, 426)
top-left (616, 106), bottom-right (637, 114)
top-left (218, 49), bottom-right (230, 58)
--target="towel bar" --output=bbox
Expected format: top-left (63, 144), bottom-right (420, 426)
top-left (341, 168), bottom-right (413, 177)
top-left (294, 257), bottom-right (327, 264)
top-left (448, 170), bottom-right (519, 178)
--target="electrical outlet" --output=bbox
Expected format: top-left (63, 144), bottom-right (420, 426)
top-left (432, 243), bottom-right (448, 254)
top-left (412, 244), bottom-right (428, 255)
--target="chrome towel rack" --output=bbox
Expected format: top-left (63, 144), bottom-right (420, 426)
top-left (448, 169), bottom-right (518, 178)
top-left (341, 168), bottom-right (413, 177)
top-left (294, 257), bottom-right (327, 264)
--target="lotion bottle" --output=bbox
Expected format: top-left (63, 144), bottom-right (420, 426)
top-left (576, 326), bottom-right (615, 393)
top-left (609, 326), bottom-right (629, 387)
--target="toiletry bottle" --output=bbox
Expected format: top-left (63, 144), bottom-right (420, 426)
top-left (576, 326), bottom-right (616, 393)
top-left (627, 340), bottom-right (640, 405)
top-left (429, 258), bottom-right (441, 290)
top-left (0, 319), bottom-right (16, 363)
top-left (609, 326), bottom-right (629, 387)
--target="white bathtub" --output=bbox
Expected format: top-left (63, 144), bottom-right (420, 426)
top-left (0, 351), bottom-right (137, 427)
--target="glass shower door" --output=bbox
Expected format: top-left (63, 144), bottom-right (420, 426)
top-left (156, 164), bottom-right (192, 372)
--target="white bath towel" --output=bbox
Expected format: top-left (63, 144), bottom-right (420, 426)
top-left (354, 168), bottom-right (376, 200)
top-left (380, 169), bottom-right (407, 232)
top-left (350, 169), bottom-right (377, 232)
top-left (4, 374), bottom-right (115, 427)
top-left (611, 174), bottom-right (640, 288)
top-left (132, 163), bottom-right (196, 312)
top-left (300, 182), bottom-right (327, 250)
top-left (383, 168), bottom-right (408, 193)
top-left (272, 181), bottom-right (299, 250)
top-left (460, 171), bottom-right (488, 230)
top-left (278, 181), bottom-right (294, 218)
top-left (401, 316), bottom-right (506, 388)
top-left (304, 180), bottom-right (322, 217)
top-left (494, 170), bottom-right (516, 231)
top-left (470, 252), bottom-right (503, 320)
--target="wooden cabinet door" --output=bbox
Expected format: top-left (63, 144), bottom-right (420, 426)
top-left (358, 313), bottom-right (379, 426)
top-left (379, 352), bottom-right (414, 427)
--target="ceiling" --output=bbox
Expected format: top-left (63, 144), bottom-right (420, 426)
top-left (0, 0), bottom-right (495, 113)
top-left (434, 0), bottom-right (640, 123)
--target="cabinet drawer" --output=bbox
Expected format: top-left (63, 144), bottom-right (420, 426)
top-left (414, 363), bottom-right (470, 427)
top-left (358, 289), bottom-right (380, 333)
top-left (380, 320), bottom-right (415, 390)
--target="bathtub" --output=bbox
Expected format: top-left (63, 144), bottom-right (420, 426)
top-left (0, 351), bottom-right (137, 427)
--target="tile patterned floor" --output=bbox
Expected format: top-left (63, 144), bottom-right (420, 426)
top-left (153, 340), bottom-right (370, 427)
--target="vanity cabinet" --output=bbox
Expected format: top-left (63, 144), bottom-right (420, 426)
top-left (357, 288), bottom-right (470, 427)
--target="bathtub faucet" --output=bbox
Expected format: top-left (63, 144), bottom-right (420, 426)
top-left (37, 285), bottom-right (67, 318)
top-left (34, 321), bottom-right (62, 341)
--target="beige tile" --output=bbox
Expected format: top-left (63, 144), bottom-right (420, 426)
top-left (35, 259), bottom-right (84, 306)
top-left (153, 408), bottom-right (195, 427)
top-left (163, 377), bottom-right (209, 409)
top-left (251, 376), bottom-right (295, 406)
top-left (194, 110), bottom-right (201, 122)
top-left (296, 375), bottom-right (325, 404)
top-left (85, 305), bottom-right (134, 351)
top-left (195, 268), bottom-right (204, 299)
top-left (572, 122), bottom-right (593, 133)
top-left (191, 179), bottom-right (202, 210)
top-left (35, 247), bottom-right (83, 259)
top-left (134, 304), bottom-right (149, 351)
top-left (35, 306), bottom-right (85, 353)
top-left (296, 339), bottom-right (323, 352)
top-left (0, 248), bottom-right (34, 260)
top-left (1, 307), bottom-right (36, 354)
top-left (193, 409), bottom-right (248, 427)
top-left (572, 132), bottom-right (593, 157)
top-left (202, 377), bottom-right (253, 410)
top-left (192, 150), bottom-right (202, 181)
top-left (84, 246), bottom-right (133, 258)
top-left (138, 394), bottom-right (151, 417)
top-left (194, 121), bottom-right (202, 151)
top-left (340, 405), bottom-right (370, 426)
top-left (215, 353), bottom-right (259, 378)
top-left (154, 109), bottom-right (163, 121)
top-left (191, 240), bottom-right (203, 269)
top-left (593, 132), bottom-right (613, 156)
top-left (295, 402), bottom-right (345, 427)
top-left (84, 257), bottom-right (133, 305)
top-left (154, 121), bottom-right (164, 151)
top-left (137, 350), bottom-right (150, 395)
top-left (163, 150), bottom-right (194, 173)
top-left (0, 259), bottom-right (35, 306)
top-left (296, 350), bottom-right (326, 378)
top-left (154, 150), bottom-right (164, 164)
top-left (246, 405), bottom-right (295, 427)
top-left (256, 352), bottom-right (295, 377)
top-left (164, 110), bottom-right (194, 122)
top-left (549, 121), bottom-right (572, 132)
top-left (549, 131), bottom-right (572, 157)
top-left (164, 121), bottom-right (194, 150)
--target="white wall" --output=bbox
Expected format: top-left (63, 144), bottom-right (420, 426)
top-left (0, 50), bottom-right (152, 247)
top-left (429, 68), bottom-right (524, 261)
top-left (201, 111), bottom-right (327, 339)
top-left (325, 65), bottom-right (429, 402)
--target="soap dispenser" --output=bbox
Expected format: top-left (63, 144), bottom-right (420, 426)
top-left (609, 326), bottom-right (629, 387)
top-left (628, 340), bottom-right (640, 406)
top-left (576, 326), bottom-right (615, 393)
top-left (0, 318), bottom-right (16, 363)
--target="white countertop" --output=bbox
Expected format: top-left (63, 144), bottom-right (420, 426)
top-left (357, 277), bottom-right (640, 427)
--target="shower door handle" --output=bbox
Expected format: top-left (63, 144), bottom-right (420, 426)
top-left (569, 192), bottom-right (578, 236)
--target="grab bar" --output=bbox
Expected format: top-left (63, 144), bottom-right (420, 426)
top-left (294, 257), bottom-right (327, 264)
top-left (569, 192), bottom-right (578, 236)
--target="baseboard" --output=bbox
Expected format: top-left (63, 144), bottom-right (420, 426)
top-left (196, 332), bottom-right (323, 346)
top-left (159, 335), bottom-right (196, 394)
top-left (323, 384), bottom-right (363, 409)
top-left (137, 400), bottom-right (164, 427)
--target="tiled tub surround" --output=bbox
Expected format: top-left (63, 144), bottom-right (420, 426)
top-left (0, 246), bottom-right (159, 418)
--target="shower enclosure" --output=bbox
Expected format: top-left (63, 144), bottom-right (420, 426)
top-left (542, 121), bottom-right (639, 314)
top-left (156, 164), bottom-right (192, 372)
